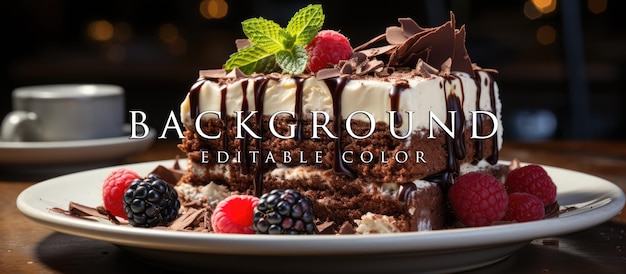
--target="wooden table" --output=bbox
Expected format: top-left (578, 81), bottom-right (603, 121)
top-left (2, 140), bottom-right (625, 273)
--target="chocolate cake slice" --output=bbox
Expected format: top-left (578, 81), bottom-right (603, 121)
top-left (176, 10), bottom-right (504, 232)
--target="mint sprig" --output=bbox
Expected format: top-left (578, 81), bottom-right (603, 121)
top-left (224, 4), bottom-right (324, 75)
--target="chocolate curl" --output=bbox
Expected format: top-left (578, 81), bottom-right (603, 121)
top-left (317, 52), bottom-right (385, 79)
top-left (392, 18), bottom-right (454, 70)
top-left (316, 68), bottom-right (341, 80)
top-left (199, 67), bottom-right (248, 81)
top-left (235, 39), bottom-right (252, 50)
top-left (451, 25), bottom-right (475, 78)
top-left (352, 12), bottom-right (478, 78)
top-left (342, 52), bottom-right (384, 75)
top-left (438, 58), bottom-right (452, 77)
top-left (414, 59), bottom-right (439, 78)
top-left (199, 69), bottom-right (228, 79)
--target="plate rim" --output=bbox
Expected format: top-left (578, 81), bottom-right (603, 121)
top-left (0, 125), bottom-right (156, 166)
top-left (16, 159), bottom-right (626, 256)
top-left (0, 124), bottom-right (154, 149)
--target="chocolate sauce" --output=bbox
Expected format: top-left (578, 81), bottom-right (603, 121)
top-left (390, 81), bottom-right (410, 128)
top-left (220, 86), bottom-right (229, 150)
top-left (189, 80), bottom-right (206, 119)
top-left (485, 72), bottom-right (499, 165)
top-left (324, 76), bottom-right (356, 178)
top-left (473, 75), bottom-right (484, 163)
top-left (424, 172), bottom-right (454, 192)
top-left (252, 76), bottom-right (271, 196)
top-left (398, 182), bottom-right (416, 202)
top-left (443, 76), bottom-right (466, 176)
top-left (294, 77), bottom-right (305, 141)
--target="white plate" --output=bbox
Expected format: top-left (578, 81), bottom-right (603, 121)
top-left (16, 160), bottom-right (625, 273)
top-left (0, 125), bottom-right (156, 178)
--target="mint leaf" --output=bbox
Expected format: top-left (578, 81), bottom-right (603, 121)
top-left (224, 45), bottom-right (276, 74)
top-left (286, 4), bottom-right (324, 46)
top-left (225, 4), bottom-right (325, 75)
top-left (276, 45), bottom-right (308, 74)
top-left (280, 29), bottom-right (296, 50)
top-left (243, 55), bottom-right (278, 74)
top-left (242, 17), bottom-right (284, 53)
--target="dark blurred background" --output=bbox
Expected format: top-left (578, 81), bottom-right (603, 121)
top-left (1, 0), bottom-right (623, 140)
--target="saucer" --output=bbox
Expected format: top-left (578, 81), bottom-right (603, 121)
top-left (0, 124), bottom-right (156, 180)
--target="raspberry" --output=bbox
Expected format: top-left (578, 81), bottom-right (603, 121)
top-left (211, 195), bottom-right (259, 234)
top-left (102, 168), bottom-right (141, 219)
top-left (505, 164), bottom-right (557, 206)
top-left (123, 174), bottom-right (180, 227)
top-left (505, 192), bottom-right (545, 223)
top-left (305, 30), bottom-right (353, 73)
top-left (253, 189), bottom-right (317, 234)
top-left (448, 172), bottom-right (508, 227)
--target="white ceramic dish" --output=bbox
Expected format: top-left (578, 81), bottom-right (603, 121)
top-left (16, 160), bottom-right (625, 273)
top-left (0, 125), bottom-right (155, 178)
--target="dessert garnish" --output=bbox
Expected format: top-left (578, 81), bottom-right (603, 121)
top-left (224, 4), bottom-right (325, 74)
top-left (253, 189), bottom-right (317, 234)
top-left (211, 194), bottom-right (259, 234)
top-left (447, 172), bottom-right (509, 227)
top-left (102, 168), bottom-right (141, 219)
top-left (505, 164), bottom-right (558, 206)
top-left (123, 174), bottom-right (181, 227)
top-left (505, 192), bottom-right (545, 223)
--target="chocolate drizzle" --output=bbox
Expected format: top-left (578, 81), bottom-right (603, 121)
top-left (220, 86), bottom-right (229, 150)
top-left (294, 77), bottom-right (306, 141)
top-left (189, 80), bottom-right (206, 119)
top-left (324, 76), bottom-right (356, 178)
top-left (485, 72), bottom-right (499, 165)
top-left (252, 76), bottom-right (271, 196)
top-left (390, 81), bottom-right (410, 128)
top-left (473, 74), bottom-right (484, 163)
top-left (398, 182), bottom-right (416, 202)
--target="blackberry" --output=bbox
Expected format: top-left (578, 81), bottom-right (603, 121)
top-left (123, 174), bottom-right (180, 227)
top-left (253, 189), bottom-right (317, 235)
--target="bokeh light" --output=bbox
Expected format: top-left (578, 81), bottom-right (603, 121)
top-left (531, 0), bottom-right (557, 14)
top-left (200, 0), bottom-right (228, 19)
top-left (588, 0), bottom-right (607, 14)
top-left (159, 23), bottom-right (187, 56)
top-left (159, 23), bottom-right (179, 44)
top-left (524, 1), bottom-right (543, 20)
top-left (537, 25), bottom-right (557, 45)
top-left (87, 20), bottom-right (114, 41)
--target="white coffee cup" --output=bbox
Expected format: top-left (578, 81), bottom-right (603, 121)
top-left (1, 84), bottom-right (125, 142)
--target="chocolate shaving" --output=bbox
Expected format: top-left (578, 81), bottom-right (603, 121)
top-left (352, 12), bottom-right (479, 78)
top-left (338, 221), bottom-right (356, 234)
top-left (199, 69), bottom-right (228, 79)
top-left (414, 59), bottom-right (439, 78)
top-left (398, 17), bottom-right (428, 37)
top-left (167, 208), bottom-right (207, 231)
top-left (316, 68), bottom-right (342, 80)
top-left (316, 221), bottom-right (336, 234)
top-left (235, 38), bottom-right (251, 50)
top-left (50, 201), bottom-right (121, 224)
top-left (544, 201), bottom-right (561, 218)
top-left (358, 45), bottom-right (396, 58)
top-left (150, 165), bottom-right (186, 186)
top-left (200, 68), bottom-right (248, 80)
top-left (439, 58), bottom-right (452, 77)
top-left (451, 26), bottom-right (475, 78)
